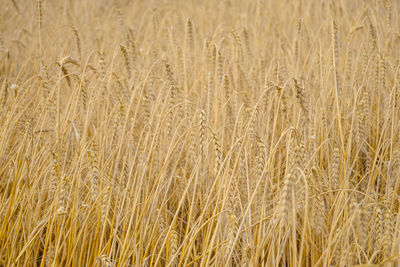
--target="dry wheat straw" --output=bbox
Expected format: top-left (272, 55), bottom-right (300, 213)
top-left (2, 1), bottom-right (400, 266)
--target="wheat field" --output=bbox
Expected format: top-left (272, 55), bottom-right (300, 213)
top-left (0, 0), bottom-right (399, 266)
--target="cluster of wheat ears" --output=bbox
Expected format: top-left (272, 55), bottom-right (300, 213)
top-left (0, 0), bottom-right (399, 266)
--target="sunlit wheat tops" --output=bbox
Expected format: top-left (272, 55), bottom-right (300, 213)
top-left (1, 0), bottom-right (400, 266)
